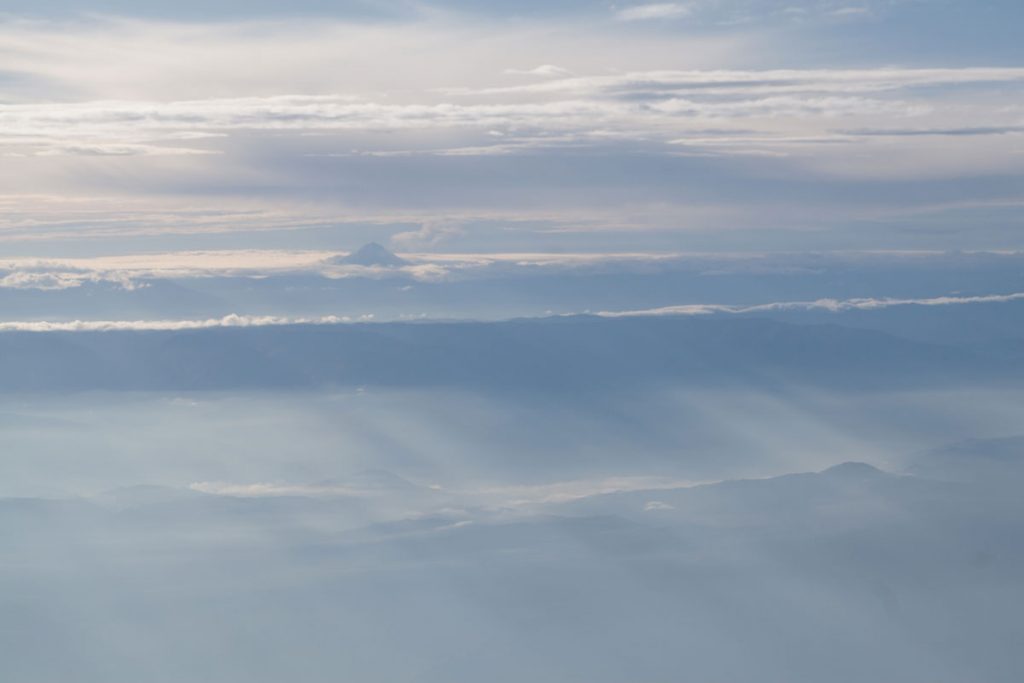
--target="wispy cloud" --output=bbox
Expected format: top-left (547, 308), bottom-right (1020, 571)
top-left (190, 474), bottom-right (704, 509)
top-left (0, 313), bottom-right (365, 332)
top-left (389, 221), bottom-right (465, 250)
top-left (2, 286), bottom-right (1023, 332)
top-left (189, 481), bottom-right (375, 497)
top-left (616, 3), bottom-right (693, 21)
top-left (2, 249), bottom-right (1021, 288)
top-left (503, 64), bottom-right (573, 78)
top-left (0, 16), bottom-right (1020, 250)
top-left (0, 268), bottom-right (142, 291)
top-left (598, 292), bottom-right (1024, 317)
top-left (2, 67), bottom-right (1022, 160)
top-left (830, 6), bottom-right (871, 18)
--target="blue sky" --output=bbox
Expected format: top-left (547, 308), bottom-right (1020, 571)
top-left (0, 0), bottom-right (1021, 255)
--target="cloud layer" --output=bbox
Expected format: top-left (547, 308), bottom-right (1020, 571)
top-left (0, 13), bottom-right (1019, 252)
top-left (0, 313), bottom-right (359, 332)
top-left (599, 292), bottom-right (1024, 317)
top-left (3, 67), bottom-right (1022, 159)
top-left (0, 285), bottom-right (1021, 331)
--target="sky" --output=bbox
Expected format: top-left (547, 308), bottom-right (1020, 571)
top-left (0, 0), bottom-right (1022, 256)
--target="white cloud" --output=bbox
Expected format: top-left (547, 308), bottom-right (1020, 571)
top-left (597, 291), bottom-right (1024, 317)
top-left (831, 6), bottom-right (871, 17)
top-left (0, 271), bottom-right (85, 290)
top-left (0, 16), bottom-right (741, 101)
top-left (0, 313), bottom-right (360, 333)
top-left (3, 249), bottom-right (1022, 290)
top-left (190, 481), bottom-right (373, 497)
top-left (504, 65), bottom-right (573, 78)
top-left (472, 67), bottom-right (1024, 96)
top-left (0, 251), bottom-right (337, 281)
top-left (1, 67), bottom-right (1021, 161)
top-left (0, 266), bottom-right (143, 290)
top-left (389, 221), bottom-right (464, 250)
top-left (0, 15), bottom-right (1020, 250)
top-left (616, 3), bottom-right (693, 21)
top-left (191, 475), bottom-right (704, 509)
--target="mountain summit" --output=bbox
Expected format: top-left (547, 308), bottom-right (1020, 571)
top-left (336, 242), bottom-right (408, 267)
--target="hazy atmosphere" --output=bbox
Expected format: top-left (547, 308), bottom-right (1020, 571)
top-left (1, 1), bottom-right (1022, 681)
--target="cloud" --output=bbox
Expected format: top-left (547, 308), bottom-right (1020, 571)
top-left (0, 271), bottom-right (88, 290)
top-left (0, 57), bottom-right (1020, 249)
top-left (0, 248), bottom-right (692, 286)
top-left (0, 251), bottom-right (337, 281)
top-left (3, 67), bottom-right (1022, 161)
top-left (0, 266), bottom-right (143, 290)
top-left (0, 15), bottom-right (1021, 253)
top-left (389, 221), bottom-right (464, 251)
top-left (0, 313), bottom-right (363, 333)
top-left (3, 249), bottom-right (1022, 290)
top-left (616, 3), bottom-right (693, 21)
top-left (190, 481), bottom-right (373, 497)
top-left (504, 65), bottom-right (573, 78)
top-left (192, 475), bottom-right (703, 509)
top-left (830, 6), bottom-right (871, 17)
top-left (842, 126), bottom-right (1024, 138)
top-left (597, 291), bottom-right (1024, 317)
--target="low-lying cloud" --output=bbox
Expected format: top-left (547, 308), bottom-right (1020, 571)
top-left (0, 313), bottom-right (364, 332)
top-left (598, 292), bottom-right (1024, 317)
top-left (1, 288), bottom-right (1022, 332)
